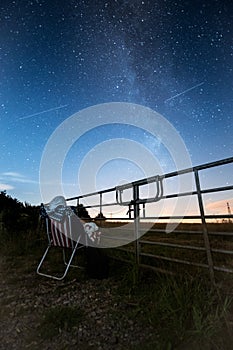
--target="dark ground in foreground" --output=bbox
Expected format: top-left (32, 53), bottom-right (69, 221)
top-left (1, 242), bottom-right (233, 350)
top-left (0, 253), bottom-right (156, 350)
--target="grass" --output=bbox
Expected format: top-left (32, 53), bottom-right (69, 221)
top-left (112, 258), bottom-right (233, 349)
top-left (39, 305), bottom-right (85, 339)
top-left (104, 221), bottom-right (233, 282)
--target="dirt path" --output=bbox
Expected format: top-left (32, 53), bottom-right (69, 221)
top-left (2, 248), bottom-right (233, 350)
top-left (0, 254), bottom-right (155, 350)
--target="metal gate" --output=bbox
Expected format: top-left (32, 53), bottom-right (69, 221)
top-left (67, 156), bottom-right (233, 284)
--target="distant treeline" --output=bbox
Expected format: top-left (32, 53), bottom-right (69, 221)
top-left (0, 191), bottom-right (39, 233)
top-left (0, 191), bottom-right (106, 234)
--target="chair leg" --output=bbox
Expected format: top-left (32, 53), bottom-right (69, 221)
top-left (62, 246), bottom-right (85, 269)
top-left (37, 241), bottom-right (82, 280)
top-left (36, 245), bottom-right (55, 279)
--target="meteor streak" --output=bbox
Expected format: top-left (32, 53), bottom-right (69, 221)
top-left (19, 104), bottom-right (68, 120)
top-left (165, 82), bottom-right (204, 103)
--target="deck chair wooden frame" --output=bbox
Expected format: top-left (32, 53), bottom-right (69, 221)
top-left (37, 215), bottom-right (85, 280)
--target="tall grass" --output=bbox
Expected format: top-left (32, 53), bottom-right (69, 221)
top-left (113, 260), bottom-right (232, 349)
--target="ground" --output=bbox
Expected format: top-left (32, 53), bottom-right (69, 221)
top-left (0, 252), bottom-right (156, 350)
top-left (1, 244), bottom-right (233, 350)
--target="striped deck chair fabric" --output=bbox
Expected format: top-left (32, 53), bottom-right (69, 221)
top-left (50, 218), bottom-right (78, 248)
top-left (37, 202), bottom-right (86, 280)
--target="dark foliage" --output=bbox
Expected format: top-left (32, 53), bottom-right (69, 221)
top-left (95, 212), bottom-right (106, 220)
top-left (76, 203), bottom-right (91, 219)
top-left (0, 191), bottom-right (39, 234)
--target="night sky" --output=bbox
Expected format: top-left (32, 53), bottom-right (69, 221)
top-left (0, 0), bottom-right (232, 207)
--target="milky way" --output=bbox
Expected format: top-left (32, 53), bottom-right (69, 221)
top-left (0, 0), bottom-right (232, 203)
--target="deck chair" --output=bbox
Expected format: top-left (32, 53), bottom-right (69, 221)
top-left (37, 202), bottom-right (86, 280)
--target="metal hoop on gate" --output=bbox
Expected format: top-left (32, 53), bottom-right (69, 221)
top-left (116, 175), bottom-right (164, 206)
top-left (155, 176), bottom-right (164, 202)
top-left (116, 183), bottom-right (133, 206)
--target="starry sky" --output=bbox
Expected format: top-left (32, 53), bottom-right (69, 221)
top-left (0, 0), bottom-right (232, 208)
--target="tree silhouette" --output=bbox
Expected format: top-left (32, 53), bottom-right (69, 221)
top-left (0, 191), bottom-right (39, 233)
top-left (95, 212), bottom-right (106, 221)
top-left (76, 204), bottom-right (91, 219)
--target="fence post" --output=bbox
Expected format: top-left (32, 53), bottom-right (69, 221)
top-left (194, 170), bottom-right (215, 285)
top-left (133, 184), bottom-right (140, 265)
top-left (100, 192), bottom-right (103, 216)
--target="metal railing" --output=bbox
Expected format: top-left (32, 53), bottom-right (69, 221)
top-left (67, 156), bottom-right (233, 284)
